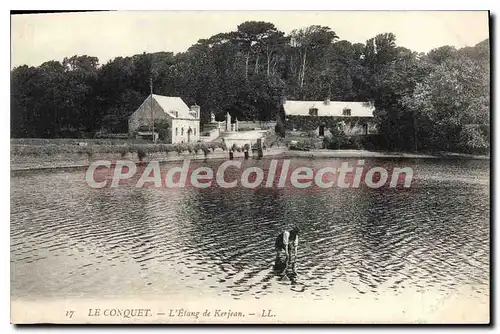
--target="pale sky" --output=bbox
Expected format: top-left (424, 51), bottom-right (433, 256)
top-left (11, 11), bottom-right (490, 69)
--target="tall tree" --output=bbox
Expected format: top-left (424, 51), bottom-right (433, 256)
top-left (236, 21), bottom-right (280, 80)
top-left (9, 19), bottom-right (490, 156)
top-left (290, 25), bottom-right (338, 91)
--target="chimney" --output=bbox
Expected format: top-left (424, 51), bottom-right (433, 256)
top-left (324, 97), bottom-right (331, 106)
top-left (190, 104), bottom-right (200, 119)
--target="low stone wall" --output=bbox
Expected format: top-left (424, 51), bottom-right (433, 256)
top-left (220, 130), bottom-right (268, 149)
top-left (237, 121), bottom-right (276, 131)
top-left (11, 147), bottom-right (287, 171)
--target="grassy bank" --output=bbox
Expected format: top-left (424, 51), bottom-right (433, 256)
top-left (11, 139), bottom-right (228, 158)
top-left (11, 138), bottom-right (488, 172)
top-left (11, 135), bottom-right (291, 160)
top-left (10, 138), bottom-right (289, 171)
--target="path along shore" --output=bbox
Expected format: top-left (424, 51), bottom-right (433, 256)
top-left (10, 148), bottom-right (489, 172)
top-left (283, 149), bottom-right (490, 160)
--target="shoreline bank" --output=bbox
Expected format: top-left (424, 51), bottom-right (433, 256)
top-left (10, 147), bottom-right (287, 172)
top-left (10, 148), bottom-right (489, 172)
top-left (283, 149), bottom-right (490, 160)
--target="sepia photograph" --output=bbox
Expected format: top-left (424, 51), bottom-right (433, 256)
top-left (9, 10), bottom-right (490, 324)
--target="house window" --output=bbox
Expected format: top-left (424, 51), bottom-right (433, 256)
top-left (181, 128), bottom-right (184, 135)
top-left (309, 107), bottom-right (318, 116)
top-left (175, 128), bottom-right (178, 136)
top-left (174, 111), bottom-right (179, 118)
top-left (194, 128), bottom-right (196, 136)
top-left (343, 108), bottom-right (352, 116)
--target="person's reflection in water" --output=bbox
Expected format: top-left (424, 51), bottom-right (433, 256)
top-left (274, 227), bottom-right (300, 283)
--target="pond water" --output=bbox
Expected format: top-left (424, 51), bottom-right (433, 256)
top-left (11, 157), bottom-right (489, 303)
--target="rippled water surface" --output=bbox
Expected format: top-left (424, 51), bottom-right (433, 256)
top-left (11, 158), bottom-right (489, 301)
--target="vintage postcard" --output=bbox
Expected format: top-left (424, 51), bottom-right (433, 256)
top-left (10, 10), bottom-right (490, 324)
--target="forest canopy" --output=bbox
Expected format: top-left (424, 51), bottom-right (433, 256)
top-left (11, 21), bottom-right (490, 153)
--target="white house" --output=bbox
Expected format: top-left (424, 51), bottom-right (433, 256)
top-left (283, 98), bottom-right (377, 136)
top-left (128, 94), bottom-right (200, 144)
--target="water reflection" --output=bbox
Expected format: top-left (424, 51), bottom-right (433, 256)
top-left (11, 158), bottom-right (489, 301)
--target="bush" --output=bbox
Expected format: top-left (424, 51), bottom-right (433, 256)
top-left (219, 140), bottom-right (228, 151)
top-left (201, 144), bottom-right (210, 157)
top-left (137, 148), bottom-right (147, 161)
top-left (174, 143), bottom-right (188, 155)
top-left (323, 134), bottom-right (366, 150)
top-left (155, 120), bottom-right (171, 142)
top-left (352, 136), bottom-right (364, 150)
top-left (192, 143), bottom-right (201, 155)
top-left (156, 143), bottom-right (175, 154)
top-left (275, 122), bottom-right (286, 138)
top-left (307, 130), bottom-right (317, 138)
top-left (289, 141), bottom-right (311, 151)
top-left (135, 120), bottom-right (170, 143)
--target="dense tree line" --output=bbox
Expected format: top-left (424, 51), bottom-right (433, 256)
top-left (11, 21), bottom-right (489, 153)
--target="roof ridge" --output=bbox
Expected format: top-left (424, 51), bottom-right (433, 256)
top-left (150, 94), bottom-right (197, 119)
top-left (152, 93), bottom-right (181, 98)
top-left (285, 100), bottom-right (368, 103)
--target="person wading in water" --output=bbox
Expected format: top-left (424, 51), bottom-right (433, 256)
top-left (274, 227), bottom-right (300, 276)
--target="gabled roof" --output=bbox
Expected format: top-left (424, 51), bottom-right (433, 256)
top-left (284, 100), bottom-right (375, 118)
top-left (152, 94), bottom-right (197, 119)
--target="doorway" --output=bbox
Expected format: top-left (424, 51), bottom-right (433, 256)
top-left (319, 124), bottom-right (325, 137)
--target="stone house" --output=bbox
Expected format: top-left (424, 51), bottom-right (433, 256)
top-left (128, 94), bottom-right (200, 144)
top-left (283, 98), bottom-right (377, 137)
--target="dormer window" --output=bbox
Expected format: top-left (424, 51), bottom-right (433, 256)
top-left (309, 107), bottom-right (318, 116)
top-left (342, 108), bottom-right (351, 116)
top-left (172, 111), bottom-right (178, 118)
